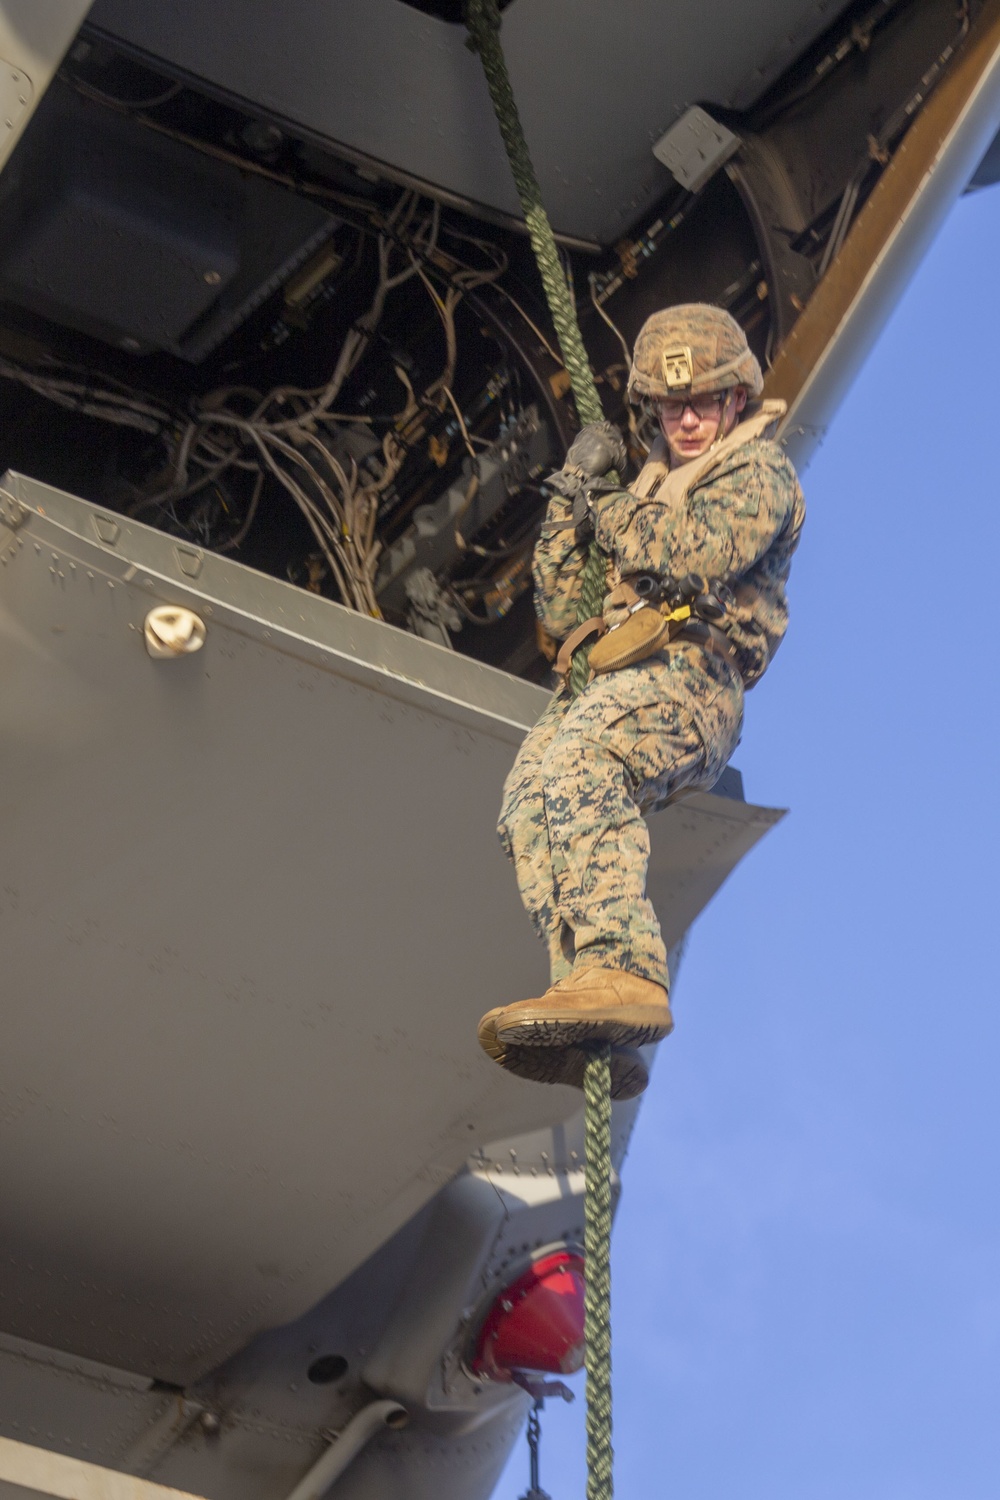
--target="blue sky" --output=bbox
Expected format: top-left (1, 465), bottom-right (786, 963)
top-left (493, 180), bottom-right (1000, 1499)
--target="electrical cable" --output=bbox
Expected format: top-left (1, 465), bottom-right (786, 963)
top-left (0, 83), bottom-right (534, 616)
top-left (68, 74), bottom-right (183, 110)
top-left (815, 0), bottom-right (970, 277)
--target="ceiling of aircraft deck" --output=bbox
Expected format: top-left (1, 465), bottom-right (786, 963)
top-left (86, 0), bottom-right (857, 244)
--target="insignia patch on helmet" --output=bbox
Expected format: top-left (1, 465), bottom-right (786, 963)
top-left (660, 346), bottom-right (694, 390)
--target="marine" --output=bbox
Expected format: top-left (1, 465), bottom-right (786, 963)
top-left (478, 303), bottom-right (805, 1095)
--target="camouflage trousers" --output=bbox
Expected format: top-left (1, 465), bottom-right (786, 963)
top-left (498, 649), bottom-right (743, 989)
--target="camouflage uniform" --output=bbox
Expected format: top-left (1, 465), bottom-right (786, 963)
top-left (499, 399), bottom-right (805, 990)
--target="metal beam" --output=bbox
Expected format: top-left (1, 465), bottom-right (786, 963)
top-left (0, 1434), bottom-right (204, 1500)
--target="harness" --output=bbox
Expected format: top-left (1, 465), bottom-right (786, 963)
top-left (551, 402), bottom-right (785, 690)
top-left (554, 576), bottom-right (739, 685)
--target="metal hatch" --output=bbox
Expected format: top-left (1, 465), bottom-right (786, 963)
top-left (86, 0), bottom-right (857, 244)
top-left (0, 471), bottom-right (782, 1386)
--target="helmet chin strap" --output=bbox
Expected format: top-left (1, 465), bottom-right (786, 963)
top-left (708, 389), bottom-right (735, 452)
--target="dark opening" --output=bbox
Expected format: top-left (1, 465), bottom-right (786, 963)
top-left (395, 0), bottom-right (514, 22)
top-left (307, 1354), bottom-right (349, 1384)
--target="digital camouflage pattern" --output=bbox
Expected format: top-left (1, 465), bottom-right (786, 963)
top-left (499, 650), bottom-right (740, 987)
top-left (534, 403), bottom-right (805, 687)
top-left (508, 400), bottom-right (804, 986)
top-left (626, 303), bottom-right (764, 402)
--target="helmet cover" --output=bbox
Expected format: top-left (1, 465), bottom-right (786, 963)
top-left (627, 303), bottom-right (763, 403)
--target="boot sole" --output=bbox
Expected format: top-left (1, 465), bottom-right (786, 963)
top-left (495, 1005), bottom-right (672, 1050)
top-left (478, 1016), bottom-right (649, 1099)
top-left (500, 1044), bottom-right (650, 1104)
top-left (503, 1044), bottom-right (649, 1100)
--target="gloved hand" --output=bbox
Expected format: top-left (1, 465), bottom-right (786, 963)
top-left (563, 420), bottom-right (627, 479)
top-left (543, 422), bottom-right (627, 547)
top-left (545, 422), bottom-right (628, 548)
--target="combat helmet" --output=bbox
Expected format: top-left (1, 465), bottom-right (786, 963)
top-left (627, 303), bottom-right (763, 403)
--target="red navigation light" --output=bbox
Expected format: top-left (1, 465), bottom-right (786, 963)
top-left (469, 1249), bottom-right (586, 1381)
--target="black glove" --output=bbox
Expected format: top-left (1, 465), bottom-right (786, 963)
top-left (545, 422), bottom-right (627, 544)
top-left (563, 420), bottom-right (627, 479)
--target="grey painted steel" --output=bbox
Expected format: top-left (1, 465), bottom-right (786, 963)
top-left (0, 471), bottom-right (780, 1397)
top-left (0, 1333), bottom-right (175, 1478)
top-left (86, 0), bottom-right (854, 245)
top-left (780, 21), bottom-right (1000, 469)
top-left (126, 1097), bottom-right (646, 1497)
top-left (0, 1), bottom-right (95, 172)
top-left (281, 1402), bottom-right (406, 1500)
top-left (652, 106), bottom-right (741, 194)
top-left (0, 1434), bottom-right (205, 1499)
top-left (0, 82), bottom-right (337, 361)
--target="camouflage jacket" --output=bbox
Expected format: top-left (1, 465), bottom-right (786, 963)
top-left (532, 400), bottom-right (805, 687)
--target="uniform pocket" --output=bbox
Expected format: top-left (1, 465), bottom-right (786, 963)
top-left (568, 686), bottom-right (708, 807)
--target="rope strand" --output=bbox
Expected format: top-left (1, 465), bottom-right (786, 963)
top-left (584, 1046), bottom-right (615, 1500)
top-left (464, 0), bottom-right (610, 697)
top-left (464, 8), bottom-right (615, 1496)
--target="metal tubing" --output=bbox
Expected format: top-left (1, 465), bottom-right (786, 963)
top-left (120, 1397), bottom-right (205, 1477)
top-left (282, 1400), bottom-right (407, 1500)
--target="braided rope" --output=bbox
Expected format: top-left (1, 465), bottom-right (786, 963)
top-left (584, 1045), bottom-right (614, 1500)
top-left (464, 9), bottom-right (616, 1495)
top-left (570, 546), bottom-right (609, 697)
top-left (465, 0), bottom-right (609, 699)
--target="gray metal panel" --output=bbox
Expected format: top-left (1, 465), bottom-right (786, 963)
top-left (650, 789), bottom-right (783, 952)
top-left (0, 1), bottom-right (96, 173)
top-left (0, 1435), bottom-right (204, 1500)
top-left (0, 1334), bottom-right (171, 1476)
top-left (86, 0), bottom-right (855, 244)
top-left (0, 472), bottom-right (779, 1389)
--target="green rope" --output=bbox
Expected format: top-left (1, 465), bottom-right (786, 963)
top-left (464, 7), bottom-right (615, 1497)
top-left (584, 1045), bottom-right (614, 1500)
top-left (465, 0), bottom-right (603, 427)
top-left (571, 547), bottom-right (610, 697)
top-left (464, 0), bottom-right (608, 700)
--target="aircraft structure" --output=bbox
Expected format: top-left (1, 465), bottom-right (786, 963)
top-left (1, 2), bottom-right (999, 1497)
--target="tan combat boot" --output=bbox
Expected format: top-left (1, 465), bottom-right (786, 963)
top-left (483, 1037), bottom-right (649, 1100)
top-left (479, 966), bottom-right (673, 1056)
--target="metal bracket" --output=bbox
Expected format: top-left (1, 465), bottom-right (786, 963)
top-left (653, 106), bottom-right (740, 193)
